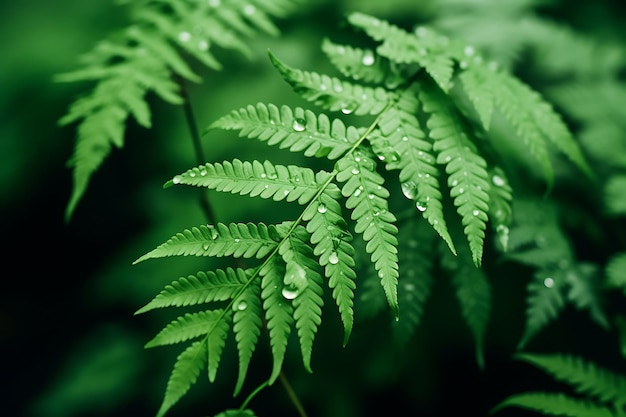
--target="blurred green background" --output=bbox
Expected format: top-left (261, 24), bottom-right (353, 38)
top-left (1, 1), bottom-right (625, 416)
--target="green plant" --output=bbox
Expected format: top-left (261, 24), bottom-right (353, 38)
top-left (55, 1), bottom-right (626, 417)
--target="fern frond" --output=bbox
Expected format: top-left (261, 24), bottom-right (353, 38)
top-left (336, 151), bottom-right (400, 318)
top-left (167, 159), bottom-right (320, 204)
top-left (321, 38), bottom-right (389, 84)
top-left (491, 392), bottom-right (614, 417)
top-left (392, 217), bottom-right (437, 345)
top-left (605, 175), bottom-right (626, 216)
top-left (420, 81), bottom-right (490, 266)
top-left (277, 224), bottom-right (325, 373)
top-left (135, 267), bottom-right (251, 314)
top-left (156, 340), bottom-right (207, 417)
top-left (518, 270), bottom-right (566, 350)
top-left (146, 309), bottom-right (227, 348)
top-left (347, 12), bottom-right (456, 91)
top-left (487, 167), bottom-right (513, 252)
top-left (232, 276), bottom-right (263, 396)
top-left (214, 410), bottom-right (257, 417)
top-left (304, 186), bottom-right (357, 345)
top-left (133, 223), bottom-right (277, 263)
top-left (208, 103), bottom-right (359, 159)
top-left (564, 263), bottom-right (610, 330)
top-left (269, 51), bottom-right (391, 115)
top-left (516, 353), bottom-right (626, 407)
top-left (606, 252), bottom-right (626, 296)
top-left (440, 234), bottom-right (491, 369)
top-left (259, 257), bottom-right (293, 383)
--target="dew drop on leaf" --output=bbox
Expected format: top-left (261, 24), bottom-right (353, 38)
top-left (329, 251), bottom-right (339, 265)
top-left (401, 181), bottom-right (418, 200)
top-left (351, 168), bottom-right (360, 175)
top-left (172, 175), bottom-right (182, 184)
top-left (198, 40), bottom-right (209, 51)
top-left (292, 118), bottom-right (306, 131)
top-left (282, 286), bottom-right (299, 300)
top-left (203, 243), bottom-right (210, 250)
top-left (361, 51), bottom-right (375, 66)
top-left (472, 209), bottom-right (480, 216)
top-left (317, 204), bottom-right (327, 214)
top-left (543, 277), bottom-right (554, 288)
top-left (333, 83), bottom-right (343, 93)
top-left (235, 300), bottom-right (248, 311)
top-left (416, 201), bottom-right (427, 212)
top-left (492, 174), bottom-right (505, 187)
top-left (178, 31), bottom-right (192, 42)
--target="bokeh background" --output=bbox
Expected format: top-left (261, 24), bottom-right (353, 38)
top-left (2, 1), bottom-right (625, 416)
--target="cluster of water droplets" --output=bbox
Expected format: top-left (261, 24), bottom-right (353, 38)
top-left (177, 30), bottom-right (209, 51)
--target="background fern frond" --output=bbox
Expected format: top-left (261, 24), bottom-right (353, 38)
top-left (606, 252), bottom-right (626, 296)
top-left (133, 223), bottom-right (277, 263)
top-left (516, 353), bottom-right (626, 407)
top-left (166, 159), bottom-right (321, 204)
top-left (371, 87), bottom-right (456, 254)
top-left (491, 392), bottom-right (614, 417)
top-left (487, 167), bottom-right (513, 251)
top-left (420, 81), bottom-right (490, 266)
top-left (277, 224), bottom-right (325, 373)
top-left (336, 152), bottom-right (400, 317)
top-left (321, 38), bottom-right (389, 85)
top-left (269, 51), bottom-right (391, 115)
top-left (208, 103), bottom-right (359, 159)
top-left (135, 268), bottom-right (252, 314)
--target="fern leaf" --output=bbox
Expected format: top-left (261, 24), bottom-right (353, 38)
top-left (321, 38), bottom-right (388, 84)
top-left (304, 185), bottom-right (357, 345)
top-left (606, 252), bottom-right (626, 296)
top-left (392, 217), bottom-right (437, 345)
top-left (516, 353), bottom-right (626, 407)
top-left (604, 175), bottom-right (626, 216)
top-left (156, 340), bottom-right (207, 417)
top-left (259, 257), bottom-right (293, 384)
top-left (371, 87), bottom-right (456, 254)
top-left (269, 52), bottom-right (391, 115)
top-left (458, 61), bottom-right (495, 130)
top-left (440, 236), bottom-right (491, 369)
top-left (208, 103), bottom-right (360, 159)
top-left (277, 224), bottom-right (325, 373)
top-left (207, 310), bottom-right (231, 383)
top-left (146, 309), bottom-right (227, 348)
top-left (133, 223), bottom-right (277, 263)
top-left (518, 270), bottom-right (566, 350)
top-left (167, 159), bottom-right (320, 204)
top-left (347, 13), bottom-right (455, 91)
top-left (336, 151), bottom-right (400, 317)
top-left (232, 275), bottom-right (263, 396)
top-left (565, 263), bottom-right (610, 329)
top-left (491, 392), bottom-right (614, 417)
top-left (135, 267), bottom-right (251, 314)
top-left (420, 81), bottom-right (490, 266)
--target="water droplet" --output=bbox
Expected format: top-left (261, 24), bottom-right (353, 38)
top-left (172, 175), bottom-right (182, 184)
top-left (336, 46), bottom-right (345, 55)
top-left (211, 230), bottom-right (219, 240)
top-left (368, 194), bottom-right (375, 200)
top-left (320, 83), bottom-right (328, 91)
top-left (460, 60), bottom-right (468, 69)
top-left (333, 83), bottom-right (343, 93)
top-left (292, 118), bottom-right (306, 131)
top-left (234, 238), bottom-right (240, 243)
top-left (445, 156), bottom-right (451, 162)
top-left (451, 179), bottom-right (458, 187)
top-left (458, 187), bottom-right (465, 194)
top-left (416, 201), bottom-right (427, 212)
top-left (178, 31), bottom-right (191, 42)
top-left (401, 181), bottom-right (418, 200)
top-left (492, 175), bottom-right (505, 187)
top-left (189, 171), bottom-right (196, 177)
top-left (362, 51), bottom-right (375, 66)
top-left (282, 287), bottom-right (299, 300)
top-left (243, 4), bottom-right (256, 15)
top-left (405, 283), bottom-right (416, 291)
top-left (283, 189), bottom-right (290, 196)
top-left (464, 45), bottom-right (475, 56)
top-left (351, 168), bottom-right (360, 175)
top-left (199, 168), bottom-right (207, 176)
top-left (472, 209), bottom-right (480, 216)
top-left (543, 277), bottom-right (554, 288)
top-left (203, 243), bottom-right (210, 250)
top-left (198, 40), bottom-right (209, 51)
top-left (317, 204), bottom-right (327, 214)
top-left (341, 106), bottom-right (354, 115)
top-left (402, 136), bottom-right (409, 142)
top-left (329, 251), bottom-right (339, 264)
top-left (353, 187), bottom-right (363, 197)
top-left (236, 300), bottom-right (248, 311)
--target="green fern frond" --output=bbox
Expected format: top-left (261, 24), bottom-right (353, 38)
top-left (304, 187), bottom-right (357, 345)
top-left (321, 38), bottom-right (390, 85)
top-left (208, 103), bottom-right (359, 159)
top-left (458, 61), bottom-right (496, 130)
top-left (518, 270), bottom-right (566, 350)
top-left (166, 159), bottom-right (320, 204)
top-left (277, 224), bottom-right (325, 373)
top-left (156, 340), bottom-right (207, 417)
top-left (259, 257), bottom-right (293, 384)
top-left (440, 233), bottom-right (491, 369)
top-left (336, 151), bottom-right (400, 318)
top-left (392, 216), bottom-right (437, 345)
top-left (135, 268), bottom-right (251, 314)
top-left (146, 309), bottom-right (228, 348)
top-left (420, 81), bottom-right (490, 266)
top-left (491, 392), bottom-right (614, 417)
top-left (133, 223), bottom-right (277, 263)
top-left (347, 13), bottom-right (457, 92)
top-left (232, 277), bottom-right (263, 396)
top-left (269, 51), bottom-right (391, 115)
top-left (605, 176), bottom-right (626, 216)
top-left (207, 310), bottom-right (231, 383)
top-left (371, 87), bottom-right (456, 255)
top-left (564, 263), bottom-right (610, 330)
top-left (516, 353), bottom-right (626, 407)
top-left (606, 252), bottom-right (626, 296)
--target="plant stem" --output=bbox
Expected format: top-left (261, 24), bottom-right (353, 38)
top-left (279, 371), bottom-right (309, 417)
top-left (179, 78), bottom-right (217, 225)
